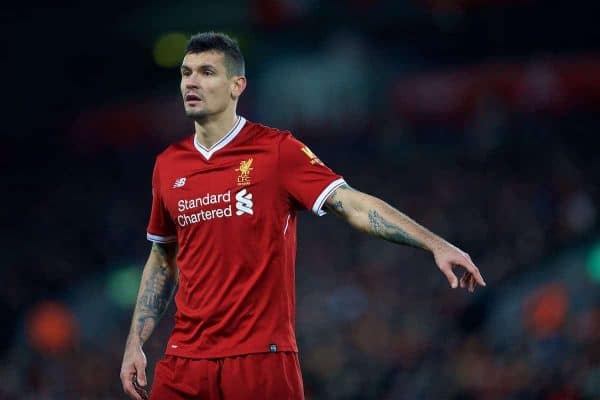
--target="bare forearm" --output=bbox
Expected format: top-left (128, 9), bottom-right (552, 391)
top-left (326, 184), bottom-right (486, 291)
top-left (126, 243), bottom-right (177, 347)
top-left (328, 185), bottom-right (444, 252)
top-left (364, 198), bottom-right (440, 251)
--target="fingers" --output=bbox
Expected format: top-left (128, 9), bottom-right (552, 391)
top-left (437, 249), bottom-right (487, 291)
top-left (121, 360), bottom-right (148, 400)
top-left (460, 272), bottom-right (471, 288)
top-left (460, 272), bottom-right (477, 292)
top-left (133, 374), bottom-right (150, 400)
top-left (134, 358), bottom-right (148, 399)
top-left (441, 262), bottom-right (459, 288)
top-left (121, 369), bottom-right (143, 400)
top-left (466, 273), bottom-right (475, 293)
top-left (459, 254), bottom-right (486, 287)
top-left (136, 362), bottom-right (147, 387)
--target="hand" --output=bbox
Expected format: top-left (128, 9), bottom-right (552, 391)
top-left (120, 342), bottom-right (149, 400)
top-left (432, 242), bottom-right (486, 292)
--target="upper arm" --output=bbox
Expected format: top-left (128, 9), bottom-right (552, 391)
top-left (147, 157), bottom-right (177, 243)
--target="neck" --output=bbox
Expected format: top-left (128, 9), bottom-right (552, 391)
top-left (194, 110), bottom-right (239, 149)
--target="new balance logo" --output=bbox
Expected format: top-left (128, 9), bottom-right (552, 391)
top-left (235, 189), bottom-right (253, 215)
top-left (173, 177), bottom-right (186, 188)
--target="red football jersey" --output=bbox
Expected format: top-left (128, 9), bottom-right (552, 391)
top-left (147, 116), bottom-right (345, 358)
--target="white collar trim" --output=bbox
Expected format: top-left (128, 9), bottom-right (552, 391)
top-left (193, 116), bottom-right (246, 160)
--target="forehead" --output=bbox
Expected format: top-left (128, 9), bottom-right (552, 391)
top-left (182, 51), bottom-right (226, 69)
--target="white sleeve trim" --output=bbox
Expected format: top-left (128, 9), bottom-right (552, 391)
top-left (147, 233), bottom-right (177, 243)
top-left (311, 178), bottom-right (346, 216)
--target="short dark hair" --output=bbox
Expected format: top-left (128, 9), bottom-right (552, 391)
top-left (184, 32), bottom-right (245, 77)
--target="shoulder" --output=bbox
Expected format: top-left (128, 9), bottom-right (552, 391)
top-left (155, 135), bottom-right (194, 163)
top-left (244, 119), bottom-right (294, 144)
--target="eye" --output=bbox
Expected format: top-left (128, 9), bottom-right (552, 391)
top-left (203, 70), bottom-right (214, 76)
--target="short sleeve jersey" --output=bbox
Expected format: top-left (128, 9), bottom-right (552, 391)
top-left (147, 116), bottom-right (345, 358)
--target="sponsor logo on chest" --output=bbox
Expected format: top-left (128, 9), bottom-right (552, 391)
top-left (173, 158), bottom-right (256, 227)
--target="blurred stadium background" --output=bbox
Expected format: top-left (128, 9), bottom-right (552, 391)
top-left (2, 0), bottom-right (599, 399)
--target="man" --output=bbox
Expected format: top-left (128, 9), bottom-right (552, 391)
top-left (120, 32), bottom-right (486, 400)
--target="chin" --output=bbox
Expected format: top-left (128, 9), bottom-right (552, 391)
top-left (185, 108), bottom-right (209, 119)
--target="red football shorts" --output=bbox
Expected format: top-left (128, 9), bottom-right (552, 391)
top-left (149, 352), bottom-right (304, 400)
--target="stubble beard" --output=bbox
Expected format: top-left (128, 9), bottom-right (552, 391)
top-left (184, 107), bottom-right (211, 123)
top-left (185, 100), bottom-right (231, 123)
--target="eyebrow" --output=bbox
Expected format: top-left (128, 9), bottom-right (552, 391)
top-left (181, 64), bottom-right (218, 71)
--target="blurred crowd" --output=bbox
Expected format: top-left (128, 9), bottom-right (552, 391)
top-left (2, 0), bottom-right (599, 397)
top-left (0, 97), bottom-right (598, 399)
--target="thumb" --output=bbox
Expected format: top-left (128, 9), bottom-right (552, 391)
top-left (441, 264), bottom-right (458, 288)
top-left (136, 363), bottom-right (147, 386)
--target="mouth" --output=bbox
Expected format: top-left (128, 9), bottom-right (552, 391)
top-left (185, 93), bottom-right (202, 105)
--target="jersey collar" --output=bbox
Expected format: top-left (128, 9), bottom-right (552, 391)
top-left (193, 116), bottom-right (246, 160)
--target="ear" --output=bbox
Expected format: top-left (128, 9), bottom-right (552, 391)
top-left (231, 76), bottom-right (247, 99)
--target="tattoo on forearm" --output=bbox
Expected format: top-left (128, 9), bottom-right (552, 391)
top-left (325, 184), bottom-right (430, 251)
top-left (367, 209), bottom-right (427, 250)
top-left (132, 243), bottom-right (177, 343)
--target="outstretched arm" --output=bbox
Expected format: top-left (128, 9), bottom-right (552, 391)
top-left (120, 242), bottom-right (178, 400)
top-left (325, 184), bottom-right (486, 291)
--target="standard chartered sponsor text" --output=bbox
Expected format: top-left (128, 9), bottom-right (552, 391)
top-left (178, 206), bottom-right (233, 226)
top-left (178, 191), bottom-right (231, 211)
top-left (177, 190), bottom-right (250, 227)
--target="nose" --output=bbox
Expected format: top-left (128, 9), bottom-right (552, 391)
top-left (185, 77), bottom-right (199, 89)
top-left (183, 73), bottom-right (201, 89)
